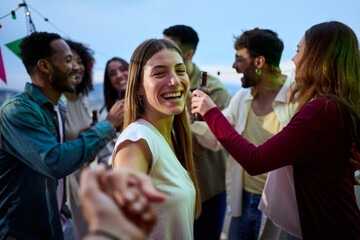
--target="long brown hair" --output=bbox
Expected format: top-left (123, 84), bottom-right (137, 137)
top-left (103, 57), bottom-right (129, 111)
top-left (124, 38), bottom-right (201, 217)
top-left (295, 21), bottom-right (360, 138)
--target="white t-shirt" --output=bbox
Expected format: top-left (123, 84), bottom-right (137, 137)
top-left (112, 119), bottom-right (195, 240)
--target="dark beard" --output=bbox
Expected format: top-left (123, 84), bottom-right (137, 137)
top-left (50, 65), bottom-right (75, 93)
top-left (241, 74), bottom-right (258, 88)
top-left (241, 63), bottom-right (258, 88)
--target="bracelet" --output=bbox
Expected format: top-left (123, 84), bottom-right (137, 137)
top-left (88, 230), bottom-right (122, 240)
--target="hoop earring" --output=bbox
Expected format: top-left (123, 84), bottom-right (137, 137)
top-left (255, 68), bottom-right (261, 75)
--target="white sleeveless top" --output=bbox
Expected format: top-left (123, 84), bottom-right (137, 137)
top-left (112, 119), bottom-right (196, 240)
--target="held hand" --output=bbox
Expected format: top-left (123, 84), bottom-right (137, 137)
top-left (80, 165), bottom-right (166, 240)
top-left (80, 165), bottom-right (145, 240)
top-left (106, 100), bottom-right (125, 131)
top-left (191, 90), bottom-right (217, 117)
top-left (102, 168), bottom-right (166, 235)
top-left (101, 167), bottom-right (166, 207)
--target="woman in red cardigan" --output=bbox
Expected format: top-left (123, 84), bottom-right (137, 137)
top-left (191, 21), bottom-right (360, 239)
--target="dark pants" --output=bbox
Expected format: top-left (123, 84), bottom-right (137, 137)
top-left (194, 190), bottom-right (226, 240)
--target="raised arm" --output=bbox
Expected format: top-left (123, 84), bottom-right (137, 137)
top-left (193, 92), bottom-right (343, 175)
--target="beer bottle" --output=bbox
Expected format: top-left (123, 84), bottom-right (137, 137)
top-left (118, 89), bottom-right (126, 100)
top-left (194, 71), bottom-right (210, 121)
top-left (90, 110), bottom-right (98, 126)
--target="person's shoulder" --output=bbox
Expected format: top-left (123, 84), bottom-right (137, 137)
top-left (1, 91), bottom-right (32, 112)
top-left (118, 120), bottom-right (158, 154)
top-left (298, 98), bottom-right (340, 121)
top-left (310, 98), bottom-right (343, 114)
top-left (304, 98), bottom-right (335, 110)
top-left (0, 91), bottom-right (38, 123)
top-left (122, 120), bottom-right (156, 139)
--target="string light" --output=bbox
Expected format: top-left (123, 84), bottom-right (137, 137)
top-left (11, 11), bottom-right (16, 20)
top-left (0, 2), bottom-right (109, 60)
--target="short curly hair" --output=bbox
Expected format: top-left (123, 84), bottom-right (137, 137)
top-left (234, 28), bottom-right (284, 68)
top-left (66, 40), bottom-right (94, 96)
top-left (20, 32), bottom-right (61, 75)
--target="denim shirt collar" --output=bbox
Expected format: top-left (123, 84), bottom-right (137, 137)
top-left (24, 82), bottom-right (66, 112)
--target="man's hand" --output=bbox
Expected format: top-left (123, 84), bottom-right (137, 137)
top-left (106, 100), bottom-right (125, 131)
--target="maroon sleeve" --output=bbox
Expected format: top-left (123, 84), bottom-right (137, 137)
top-left (202, 99), bottom-right (343, 175)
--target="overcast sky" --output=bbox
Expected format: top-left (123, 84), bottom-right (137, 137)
top-left (1, 0), bottom-right (360, 90)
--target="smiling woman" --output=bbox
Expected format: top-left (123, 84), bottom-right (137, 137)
top-left (62, 40), bottom-right (95, 240)
top-left (111, 39), bottom-right (201, 240)
top-left (191, 21), bottom-right (360, 239)
top-left (139, 48), bottom-right (188, 121)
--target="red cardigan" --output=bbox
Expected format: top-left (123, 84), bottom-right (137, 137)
top-left (203, 98), bottom-right (360, 239)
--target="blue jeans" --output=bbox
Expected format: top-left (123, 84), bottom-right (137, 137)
top-left (228, 190), bottom-right (262, 240)
top-left (63, 218), bottom-right (76, 240)
top-left (194, 190), bottom-right (226, 240)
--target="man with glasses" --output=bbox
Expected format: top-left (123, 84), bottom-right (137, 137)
top-left (191, 28), bottom-right (299, 240)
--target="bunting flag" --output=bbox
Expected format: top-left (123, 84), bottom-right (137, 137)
top-left (5, 37), bottom-right (24, 59)
top-left (0, 47), bottom-right (7, 84)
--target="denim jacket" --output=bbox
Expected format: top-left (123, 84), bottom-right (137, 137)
top-left (0, 83), bottom-right (116, 239)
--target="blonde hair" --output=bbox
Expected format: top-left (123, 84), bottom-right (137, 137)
top-left (124, 39), bottom-right (201, 217)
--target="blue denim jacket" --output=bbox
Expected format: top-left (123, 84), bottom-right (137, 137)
top-left (0, 83), bottom-right (116, 239)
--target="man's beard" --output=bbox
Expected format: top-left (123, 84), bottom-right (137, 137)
top-left (241, 64), bottom-right (258, 88)
top-left (241, 75), bottom-right (258, 88)
top-left (50, 65), bottom-right (75, 93)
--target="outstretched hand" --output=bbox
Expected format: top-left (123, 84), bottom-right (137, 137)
top-left (80, 165), bottom-right (166, 240)
top-left (191, 90), bottom-right (217, 118)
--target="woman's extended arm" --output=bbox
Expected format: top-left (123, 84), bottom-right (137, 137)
top-left (192, 90), bottom-right (342, 175)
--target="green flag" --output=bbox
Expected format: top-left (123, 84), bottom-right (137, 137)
top-left (5, 37), bottom-right (24, 59)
